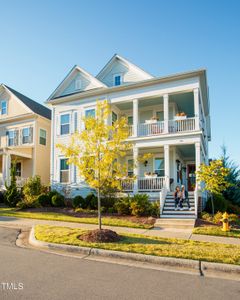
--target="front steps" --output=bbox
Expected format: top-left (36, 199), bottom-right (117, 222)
top-left (161, 191), bottom-right (196, 219)
top-left (155, 218), bottom-right (196, 229)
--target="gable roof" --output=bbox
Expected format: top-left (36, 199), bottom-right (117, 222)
top-left (96, 54), bottom-right (154, 81)
top-left (48, 65), bottom-right (107, 100)
top-left (3, 85), bottom-right (51, 120)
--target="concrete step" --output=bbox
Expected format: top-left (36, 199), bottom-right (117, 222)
top-left (160, 215), bottom-right (196, 219)
top-left (155, 218), bottom-right (196, 229)
top-left (162, 210), bottom-right (195, 214)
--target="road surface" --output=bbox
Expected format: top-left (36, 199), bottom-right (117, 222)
top-left (0, 227), bottom-right (239, 300)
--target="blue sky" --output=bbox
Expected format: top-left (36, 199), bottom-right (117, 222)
top-left (0, 0), bottom-right (239, 165)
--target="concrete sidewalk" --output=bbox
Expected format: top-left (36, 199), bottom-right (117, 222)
top-left (0, 215), bottom-right (239, 245)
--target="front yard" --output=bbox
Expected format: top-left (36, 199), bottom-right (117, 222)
top-left (0, 207), bottom-right (154, 229)
top-left (193, 226), bottom-right (240, 238)
top-left (35, 225), bottom-right (240, 265)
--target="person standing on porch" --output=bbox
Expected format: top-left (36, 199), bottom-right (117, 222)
top-left (181, 185), bottom-right (192, 210)
top-left (174, 186), bottom-right (181, 210)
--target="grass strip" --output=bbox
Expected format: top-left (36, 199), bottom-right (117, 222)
top-left (35, 224), bottom-right (240, 265)
top-left (193, 226), bottom-right (240, 238)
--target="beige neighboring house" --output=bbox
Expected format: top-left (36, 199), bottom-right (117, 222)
top-left (0, 84), bottom-right (51, 188)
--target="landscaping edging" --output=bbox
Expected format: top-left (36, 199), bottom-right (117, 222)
top-left (28, 226), bottom-right (240, 280)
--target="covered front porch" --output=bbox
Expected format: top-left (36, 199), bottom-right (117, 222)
top-left (120, 143), bottom-right (203, 194)
top-left (0, 148), bottom-right (33, 188)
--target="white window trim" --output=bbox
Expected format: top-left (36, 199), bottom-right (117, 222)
top-left (0, 100), bottom-right (7, 115)
top-left (75, 78), bottom-right (82, 90)
top-left (59, 157), bottom-right (70, 184)
top-left (60, 112), bottom-right (71, 136)
top-left (22, 127), bottom-right (30, 144)
top-left (84, 107), bottom-right (96, 118)
top-left (8, 130), bottom-right (15, 146)
top-left (39, 128), bottom-right (47, 146)
top-left (113, 73), bottom-right (123, 86)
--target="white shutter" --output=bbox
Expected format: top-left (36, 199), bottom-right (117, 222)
top-left (80, 110), bottom-right (85, 131)
top-left (69, 112), bottom-right (73, 134)
top-left (56, 115), bottom-right (60, 136)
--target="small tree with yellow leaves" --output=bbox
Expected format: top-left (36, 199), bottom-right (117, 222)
top-left (196, 160), bottom-right (230, 215)
top-left (57, 100), bottom-right (132, 230)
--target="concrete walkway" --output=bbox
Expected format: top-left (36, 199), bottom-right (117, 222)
top-left (0, 215), bottom-right (239, 245)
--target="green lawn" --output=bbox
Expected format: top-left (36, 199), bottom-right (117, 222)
top-left (35, 225), bottom-right (240, 265)
top-left (0, 208), bottom-right (153, 229)
top-left (193, 226), bottom-right (240, 238)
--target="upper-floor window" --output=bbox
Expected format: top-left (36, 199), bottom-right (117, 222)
top-left (60, 158), bottom-right (69, 183)
top-left (127, 116), bottom-right (133, 125)
top-left (22, 127), bottom-right (30, 144)
top-left (85, 108), bottom-right (95, 118)
top-left (1, 101), bottom-right (7, 115)
top-left (154, 158), bottom-right (165, 177)
top-left (39, 129), bottom-right (47, 145)
top-left (127, 159), bottom-right (134, 177)
top-left (156, 111), bottom-right (164, 122)
top-left (112, 111), bottom-right (118, 125)
top-left (60, 114), bottom-right (70, 135)
top-left (8, 130), bottom-right (15, 146)
top-left (114, 74), bottom-right (122, 86)
top-left (75, 79), bottom-right (82, 90)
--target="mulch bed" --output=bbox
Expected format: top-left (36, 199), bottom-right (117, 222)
top-left (20, 207), bottom-right (156, 226)
top-left (78, 229), bottom-right (121, 243)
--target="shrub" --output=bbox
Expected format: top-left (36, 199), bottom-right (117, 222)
top-left (85, 193), bottom-right (97, 210)
top-left (38, 194), bottom-right (51, 207)
top-left (114, 197), bottom-right (131, 215)
top-left (205, 193), bottom-right (228, 213)
top-left (51, 194), bottom-right (65, 207)
top-left (4, 164), bottom-right (21, 207)
top-left (0, 191), bottom-right (4, 203)
top-left (130, 194), bottom-right (151, 216)
top-left (22, 176), bottom-right (45, 207)
top-left (48, 190), bottom-right (60, 201)
top-left (72, 195), bottom-right (85, 209)
top-left (150, 201), bottom-right (160, 218)
top-left (201, 211), bottom-right (212, 222)
top-left (101, 197), bottom-right (116, 211)
top-left (226, 201), bottom-right (240, 215)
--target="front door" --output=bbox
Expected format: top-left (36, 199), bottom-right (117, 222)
top-left (187, 164), bottom-right (196, 191)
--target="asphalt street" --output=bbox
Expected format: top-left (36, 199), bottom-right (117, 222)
top-left (0, 227), bottom-right (239, 300)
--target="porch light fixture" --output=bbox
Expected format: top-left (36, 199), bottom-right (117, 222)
top-left (144, 160), bottom-right (148, 167)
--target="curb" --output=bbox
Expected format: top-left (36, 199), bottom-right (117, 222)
top-left (29, 226), bottom-right (240, 280)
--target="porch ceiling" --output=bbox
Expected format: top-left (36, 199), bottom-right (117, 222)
top-left (170, 92), bottom-right (194, 117)
top-left (177, 144), bottom-right (195, 160)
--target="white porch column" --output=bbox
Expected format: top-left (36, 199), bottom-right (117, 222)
top-left (133, 99), bottom-right (138, 137)
top-left (133, 146), bottom-right (139, 193)
top-left (4, 153), bottom-right (11, 185)
top-left (163, 94), bottom-right (169, 133)
top-left (195, 142), bottom-right (201, 188)
top-left (164, 144), bottom-right (170, 190)
top-left (194, 88), bottom-right (200, 130)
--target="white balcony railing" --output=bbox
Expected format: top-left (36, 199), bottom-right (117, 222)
top-left (138, 121), bottom-right (164, 137)
top-left (127, 118), bottom-right (197, 138)
top-left (168, 117), bottom-right (196, 133)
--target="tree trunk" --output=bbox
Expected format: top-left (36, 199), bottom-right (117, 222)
top-left (97, 188), bottom-right (101, 230)
top-left (210, 193), bottom-right (214, 216)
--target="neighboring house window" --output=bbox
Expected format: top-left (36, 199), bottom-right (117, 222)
top-left (75, 79), bottom-right (82, 90)
top-left (127, 116), bottom-right (133, 125)
top-left (112, 111), bottom-right (118, 125)
top-left (39, 129), bottom-right (47, 145)
top-left (60, 158), bottom-right (69, 183)
top-left (154, 158), bottom-right (165, 176)
top-left (11, 162), bottom-right (21, 177)
top-left (127, 159), bottom-right (134, 177)
top-left (1, 101), bottom-right (7, 115)
top-left (114, 75), bottom-right (122, 86)
top-left (22, 128), bottom-right (30, 144)
top-left (8, 130), bottom-right (15, 146)
top-left (85, 108), bottom-right (95, 118)
top-left (60, 114), bottom-right (70, 135)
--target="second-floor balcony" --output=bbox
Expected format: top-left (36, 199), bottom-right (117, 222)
top-left (128, 117), bottom-right (198, 138)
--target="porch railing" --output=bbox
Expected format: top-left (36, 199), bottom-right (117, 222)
top-left (138, 177), bottom-right (165, 191)
top-left (168, 117), bottom-right (196, 133)
top-left (138, 121), bottom-right (164, 137)
top-left (120, 179), bottom-right (134, 192)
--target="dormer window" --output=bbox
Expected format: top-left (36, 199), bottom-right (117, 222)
top-left (114, 74), bottom-right (122, 86)
top-left (1, 100), bottom-right (7, 115)
top-left (75, 79), bottom-right (82, 90)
